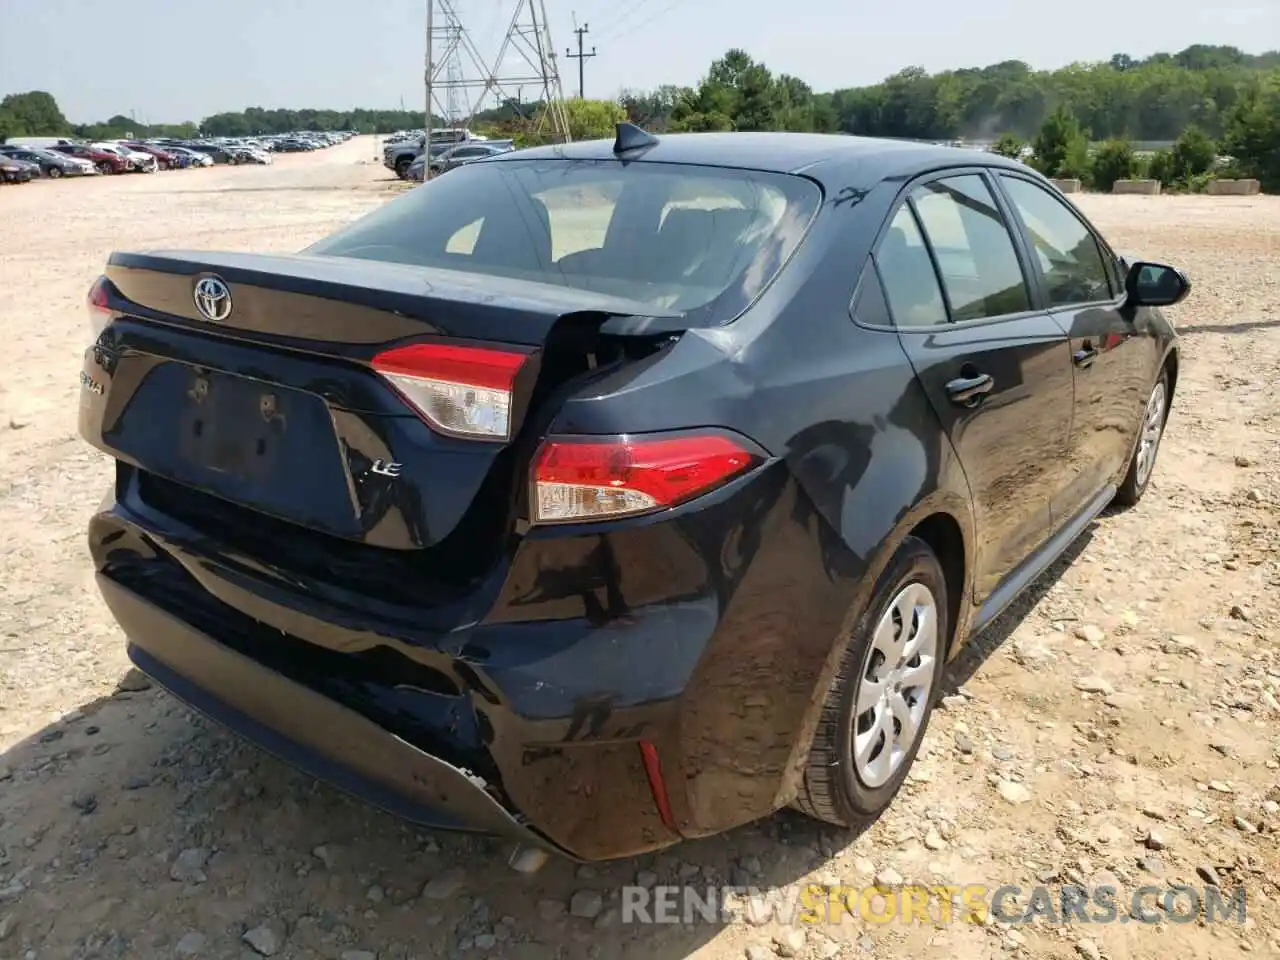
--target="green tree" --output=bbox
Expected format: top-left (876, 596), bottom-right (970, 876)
top-left (561, 98), bottom-right (628, 140)
top-left (1090, 139), bottom-right (1137, 191)
top-left (0, 91), bottom-right (70, 136)
top-left (618, 86), bottom-right (683, 130)
top-left (991, 133), bottom-right (1026, 159)
top-left (1145, 149), bottom-right (1175, 185)
top-left (1223, 78), bottom-right (1280, 189)
top-left (1031, 106), bottom-right (1089, 178)
top-left (0, 106), bottom-right (22, 141)
top-left (1170, 124), bottom-right (1218, 181)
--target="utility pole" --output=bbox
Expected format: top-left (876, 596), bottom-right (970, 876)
top-left (565, 24), bottom-right (595, 99)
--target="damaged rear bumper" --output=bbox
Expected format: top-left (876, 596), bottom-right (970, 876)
top-left (102, 575), bottom-right (571, 857)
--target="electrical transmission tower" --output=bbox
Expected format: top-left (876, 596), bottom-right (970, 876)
top-left (444, 23), bottom-right (466, 125)
top-left (424, 0), bottom-right (570, 154)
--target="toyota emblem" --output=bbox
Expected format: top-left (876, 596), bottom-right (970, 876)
top-left (193, 276), bottom-right (233, 322)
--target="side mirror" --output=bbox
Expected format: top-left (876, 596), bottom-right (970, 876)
top-left (1124, 261), bottom-right (1190, 308)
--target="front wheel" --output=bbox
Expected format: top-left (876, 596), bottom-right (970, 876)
top-left (793, 536), bottom-right (947, 828)
top-left (1113, 372), bottom-right (1169, 508)
top-left (47, 166), bottom-right (63, 179)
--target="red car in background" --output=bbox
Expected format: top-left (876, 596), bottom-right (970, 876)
top-left (52, 143), bottom-right (129, 175)
top-left (124, 142), bottom-right (181, 169)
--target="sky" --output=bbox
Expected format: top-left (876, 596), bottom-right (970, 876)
top-left (1, 0), bottom-right (1276, 124)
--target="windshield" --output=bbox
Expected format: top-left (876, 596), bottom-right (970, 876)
top-left (307, 158), bottom-right (821, 322)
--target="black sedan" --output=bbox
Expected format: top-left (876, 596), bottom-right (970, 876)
top-left (77, 125), bottom-right (1186, 863)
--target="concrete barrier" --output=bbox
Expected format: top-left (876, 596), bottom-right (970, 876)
top-left (1112, 179), bottom-right (1162, 195)
top-left (1206, 178), bottom-right (1261, 196)
top-left (1050, 178), bottom-right (1081, 194)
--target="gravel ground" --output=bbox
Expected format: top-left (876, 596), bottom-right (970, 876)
top-left (0, 138), bottom-right (1277, 960)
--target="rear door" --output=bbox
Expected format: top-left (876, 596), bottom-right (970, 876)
top-left (993, 172), bottom-right (1161, 520)
top-left (877, 170), bottom-right (1076, 604)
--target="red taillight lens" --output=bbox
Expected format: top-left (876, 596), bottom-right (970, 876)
top-left (371, 342), bottom-right (530, 441)
top-left (87, 275), bottom-right (112, 336)
top-left (532, 433), bottom-right (759, 523)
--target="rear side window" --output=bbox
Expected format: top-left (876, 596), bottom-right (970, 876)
top-left (911, 174), bottom-right (1031, 322)
top-left (307, 158), bottom-right (821, 324)
top-left (874, 205), bottom-right (948, 327)
top-left (999, 175), bottom-right (1113, 305)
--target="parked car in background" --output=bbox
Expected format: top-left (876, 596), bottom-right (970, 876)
top-left (92, 143), bottom-right (158, 173)
top-left (51, 143), bottom-right (129, 174)
top-left (0, 156), bottom-right (37, 183)
top-left (0, 145), bottom-right (95, 177)
top-left (164, 146), bottom-right (214, 168)
top-left (427, 141), bottom-right (515, 177)
top-left (228, 145), bottom-right (272, 165)
top-left (124, 142), bottom-right (181, 170)
top-left (1, 136), bottom-right (77, 151)
top-left (394, 141), bottom-right (456, 180)
top-left (186, 143), bottom-right (236, 164)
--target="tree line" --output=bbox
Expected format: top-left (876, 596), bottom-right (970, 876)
top-left (3, 43), bottom-right (1277, 186)
top-left (0, 93), bottom-right (433, 142)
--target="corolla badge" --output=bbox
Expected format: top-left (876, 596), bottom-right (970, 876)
top-left (193, 276), bottom-right (233, 322)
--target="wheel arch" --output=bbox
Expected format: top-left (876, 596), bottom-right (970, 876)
top-left (779, 484), bottom-right (977, 792)
top-left (1161, 342), bottom-right (1180, 410)
top-left (905, 510), bottom-right (968, 660)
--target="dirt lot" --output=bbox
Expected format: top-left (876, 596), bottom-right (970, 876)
top-left (0, 137), bottom-right (1277, 960)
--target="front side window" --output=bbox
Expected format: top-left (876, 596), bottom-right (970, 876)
top-left (999, 175), bottom-right (1112, 306)
top-left (874, 205), bottom-right (948, 327)
top-left (307, 158), bottom-right (822, 323)
top-left (911, 174), bottom-right (1031, 322)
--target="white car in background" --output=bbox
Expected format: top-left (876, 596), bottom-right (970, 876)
top-left (92, 142), bottom-right (157, 173)
top-left (230, 145), bottom-right (272, 165)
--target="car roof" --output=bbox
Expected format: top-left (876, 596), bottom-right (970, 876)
top-left (492, 131), bottom-right (1028, 189)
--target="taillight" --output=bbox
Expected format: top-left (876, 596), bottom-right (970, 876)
top-left (532, 432), bottom-right (760, 523)
top-left (371, 342), bottom-right (529, 441)
top-left (86, 275), bottom-right (113, 337)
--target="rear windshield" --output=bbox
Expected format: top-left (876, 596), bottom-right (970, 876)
top-left (306, 158), bottom-right (822, 322)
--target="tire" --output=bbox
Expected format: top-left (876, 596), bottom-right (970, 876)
top-left (47, 167), bottom-right (62, 179)
top-left (793, 535), bottom-right (948, 828)
top-left (97, 162), bottom-right (113, 175)
top-left (394, 157), bottom-right (412, 179)
top-left (1113, 371), bottom-right (1169, 508)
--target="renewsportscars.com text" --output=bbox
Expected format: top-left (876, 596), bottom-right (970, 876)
top-left (620, 883), bottom-right (1247, 926)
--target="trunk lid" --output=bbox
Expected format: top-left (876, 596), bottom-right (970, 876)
top-left (82, 250), bottom-right (681, 602)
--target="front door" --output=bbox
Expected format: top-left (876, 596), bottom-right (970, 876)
top-left (875, 171), bottom-right (1075, 605)
top-left (993, 173), bottom-right (1162, 522)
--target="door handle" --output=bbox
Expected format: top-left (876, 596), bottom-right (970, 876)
top-left (1074, 342), bottom-right (1098, 368)
top-left (945, 373), bottom-right (994, 406)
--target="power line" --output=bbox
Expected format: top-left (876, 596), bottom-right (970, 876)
top-left (596, 0), bottom-right (652, 40)
top-left (597, 0), bottom-right (686, 43)
top-left (565, 24), bottom-right (596, 99)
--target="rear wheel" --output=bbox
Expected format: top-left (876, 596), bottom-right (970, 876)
top-left (1114, 372), bottom-right (1168, 508)
top-left (794, 536), bottom-right (946, 828)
